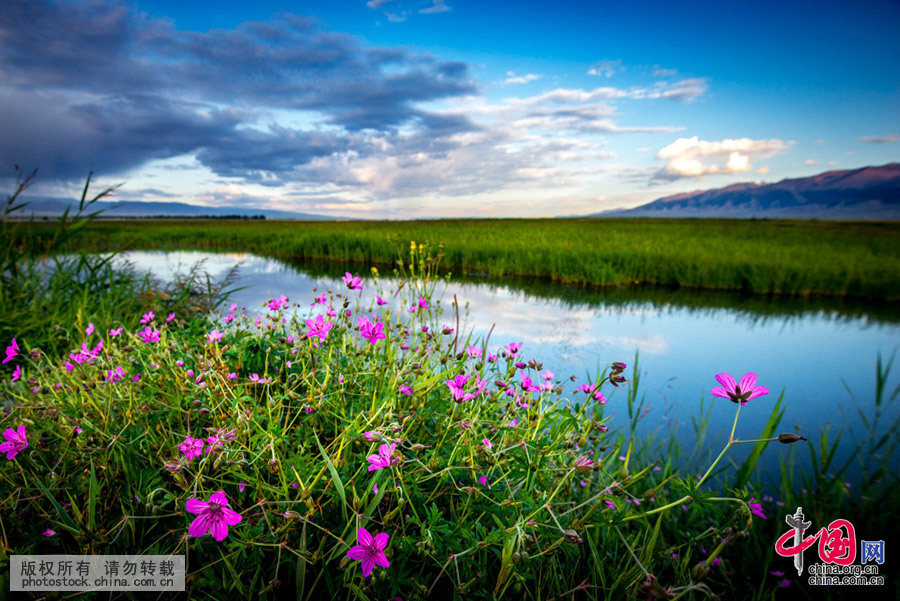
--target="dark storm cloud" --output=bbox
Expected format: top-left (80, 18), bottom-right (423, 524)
top-left (0, 0), bottom-right (478, 182)
top-left (0, 90), bottom-right (244, 179)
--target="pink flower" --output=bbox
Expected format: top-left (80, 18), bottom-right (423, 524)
top-left (11, 365), bottom-right (21, 382)
top-left (1, 425), bottom-right (28, 459)
top-left (167, 313), bottom-right (176, 322)
top-left (109, 327), bottom-right (123, 337)
top-left (2, 338), bottom-right (18, 364)
top-left (478, 475), bottom-right (490, 488)
top-left (186, 491), bottom-right (242, 541)
top-left (373, 483), bottom-right (379, 494)
top-left (138, 326), bottom-right (161, 344)
top-left (227, 372), bottom-right (237, 380)
top-left (399, 384), bottom-right (413, 396)
top-left (748, 497), bottom-right (766, 519)
top-left (229, 303), bottom-right (238, 311)
top-left (417, 296), bottom-right (429, 310)
top-left (267, 296), bottom-right (287, 311)
top-left (711, 372), bottom-right (770, 405)
top-left (446, 374), bottom-right (475, 402)
top-left (179, 437), bottom-right (205, 462)
top-left (367, 443), bottom-right (397, 472)
top-left (504, 342), bottom-right (522, 356)
top-left (85, 323), bottom-right (94, 336)
top-left (206, 330), bottom-right (224, 344)
top-left (520, 372), bottom-right (540, 393)
top-left (43, 529), bottom-right (56, 537)
top-left (140, 311), bottom-right (155, 324)
top-left (346, 527), bottom-right (389, 577)
top-left (357, 317), bottom-right (385, 344)
top-left (238, 481), bottom-right (247, 492)
top-left (106, 366), bottom-right (125, 383)
top-left (306, 314), bottom-right (334, 341)
top-left (465, 346), bottom-right (482, 358)
top-left (376, 296), bottom-right (387, 306)
top-left (482, 438), bottom-right (492, 450)
top-left (342, 272), bottom-right (363, 291)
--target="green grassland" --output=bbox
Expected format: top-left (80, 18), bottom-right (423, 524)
top-left (22, 218), bottom-right (900, 299)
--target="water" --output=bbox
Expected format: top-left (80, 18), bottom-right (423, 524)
top-left (117, 250), bottom-right (900, 485)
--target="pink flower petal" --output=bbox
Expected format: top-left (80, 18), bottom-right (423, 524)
top-left (185, 499), bottom-right (210, 514)
top-left (209, 518), bottom-right (229, 541)
top-left (223, 508), bottom-right (243, 526)
top-left (374, 552), bottom-right (390, 569)
top-left (357, 527), bottom-right (374, 548)
top-left (209, 491), bottom-right (229, 506)
top-left (360, 556), bottom-right (375, 577)
top-left (714, 373), bottom-right (736, 394)
top-left (373, 532), bottom-right (390, 550)
top-left (738, 372), bottom-right (758, 393)
top-left (188, 513), bottom-right (212, 538)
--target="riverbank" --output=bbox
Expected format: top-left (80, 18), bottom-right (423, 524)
top-left (17, 218), bottom-right (900, 300)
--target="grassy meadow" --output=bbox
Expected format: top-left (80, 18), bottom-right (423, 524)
top-left (16, 217), bottom-right (900, 300)
top-left (2, 182), bottom-right (899, 600)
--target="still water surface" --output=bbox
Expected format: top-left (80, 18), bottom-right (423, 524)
top-left (119, 250), bottom-right (900, 483)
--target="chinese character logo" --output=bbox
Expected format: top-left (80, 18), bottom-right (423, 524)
top-left (775, 506), bottom-right (857, 575)
top-left (861, 540), bottom-right (885, 565)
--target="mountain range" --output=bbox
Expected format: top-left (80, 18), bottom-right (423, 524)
top-left (10, 198), bottom-right (336, 220)
top-left (10, 164), bottom-right (900, 221)
top-left (593, 163), bottom-right (900, 219)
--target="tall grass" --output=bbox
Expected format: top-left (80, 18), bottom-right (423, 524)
top-left (16, 218), bottom-right (900, 299)
top-left (1, 171), bottom-right (238, 359)
top-left (2, 240), bottom-right (895, 600)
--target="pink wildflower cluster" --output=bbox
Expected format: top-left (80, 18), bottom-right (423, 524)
top-left (267, 295), bottom-right (289, 311)
top-left (446, 374), bottom-right (476, 402)
top-left (577, 383), bottom-right (607, 403)
top-left (65, 340), bottom-right (103, 371)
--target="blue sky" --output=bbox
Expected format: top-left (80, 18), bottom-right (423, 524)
top-left (2, 0), bottom-right (898, 218)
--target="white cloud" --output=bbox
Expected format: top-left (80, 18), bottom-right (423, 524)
top-left (804, 159), bottom-right (817, 165)
top-left (653, 67), bottom-right (678, 77)
top-left (419, 0), bottom-right (450, 14)
top-left (587, 59), bottom-right (622, 78)
top-left (756, 165), bottom-right (769, 175)
top-left (504, 71), bottom-right (541, 85)
top-left (518, 78), bottom-right (708, 106)
top-left (655, 136), bottom-right (791, 180)
top-left (857, 134), bottom-right (899, 144)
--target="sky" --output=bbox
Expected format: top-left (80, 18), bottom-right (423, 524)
top-left (2, 0), bottom-right (899, 219)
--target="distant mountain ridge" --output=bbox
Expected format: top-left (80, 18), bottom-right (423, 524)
top-left (11, 198), bottom-right (338, 220)
top-left (595, 163), bottom-right (900, 219)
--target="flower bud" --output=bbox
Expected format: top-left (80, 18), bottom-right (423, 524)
top-left (777, 433), bottom-right (808, 444)
top-left (691, 562), bottom-right (709, 581)
top-left (562, 529), bottom-right (583, 543)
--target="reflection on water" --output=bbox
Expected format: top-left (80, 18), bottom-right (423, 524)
top-left (117, 250), bottom-right (900, 481)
